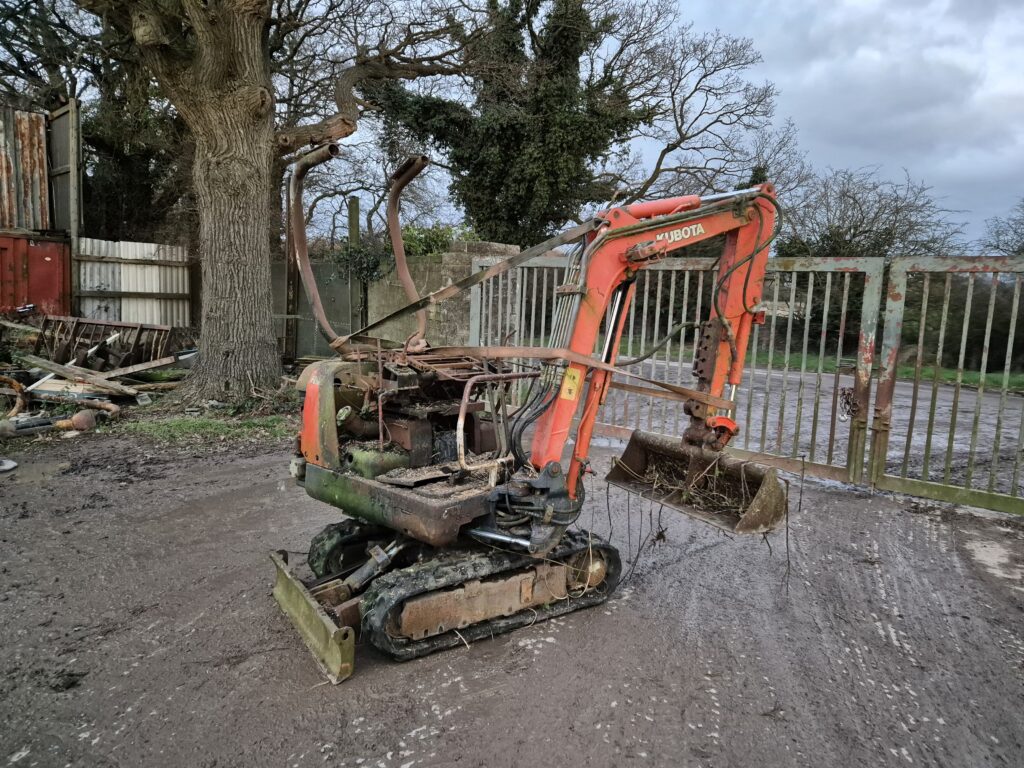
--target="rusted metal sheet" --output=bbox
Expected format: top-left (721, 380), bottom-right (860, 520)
top-left (398, 563), bottom-right (571, 641)
top-left (0, 106), bottom-right (49, 231)
top-left (0, 234), bottom-right (70, 315)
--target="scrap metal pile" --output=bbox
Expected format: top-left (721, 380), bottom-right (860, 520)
top-left (0, 315), bottom-right (195, 438)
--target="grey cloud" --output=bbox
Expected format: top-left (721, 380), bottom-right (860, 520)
top-left (682, 0), bottom-right (1024, 240)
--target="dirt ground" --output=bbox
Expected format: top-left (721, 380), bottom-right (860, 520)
top-left (1, 429), bottom-right (1023, 768)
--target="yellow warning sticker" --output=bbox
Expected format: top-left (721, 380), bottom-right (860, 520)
top-left (559, 367), bottom-right (582, 401)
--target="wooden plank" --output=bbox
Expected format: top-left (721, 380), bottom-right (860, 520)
top-left (15, 353), bottom-right (139, 395)
top-left (92, 355), bottom-right (178, 380)
top-left (607, 380), bottom-right (694, 404)
top-left (20, 383), bottom-right (112, 402)
top-left (0, 319), bottom-right (39, 334)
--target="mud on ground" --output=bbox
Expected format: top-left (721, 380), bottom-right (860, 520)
top-left (1, 430), bottom-right (1022, 767)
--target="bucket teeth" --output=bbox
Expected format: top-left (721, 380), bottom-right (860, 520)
top-left (606, 430), bottom-right (787, 535)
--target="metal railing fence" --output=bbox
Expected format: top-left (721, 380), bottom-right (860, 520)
top-left (470, 251), bottom-right (1024, 516)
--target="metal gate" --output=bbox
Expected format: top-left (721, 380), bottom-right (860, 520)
top-left (869, 255), bottom-right (1024, 514)
top-left (470, 252), bottom-right (885, 484)
top-left (470, 249), bottom-right (1024, 516)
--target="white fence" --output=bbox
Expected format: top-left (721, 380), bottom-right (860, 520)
top-left (77, 238), bottom-right (192, 326)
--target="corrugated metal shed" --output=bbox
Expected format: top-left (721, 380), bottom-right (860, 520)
top-left (78, 238), bottom-right (191, 326)
top-left (0, 106), bottom-right (49, 230)
top-left (47, 101), bottom-right (79, 235)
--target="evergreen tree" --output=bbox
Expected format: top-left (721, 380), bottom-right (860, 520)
top-left (373, 0), bottom-right (651, 245)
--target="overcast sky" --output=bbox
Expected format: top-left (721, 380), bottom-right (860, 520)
top-left (684, 0), bottom-right (1024, 243)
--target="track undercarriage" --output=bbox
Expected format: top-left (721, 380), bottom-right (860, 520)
top-left (275, 519), bottom-right (619, 675)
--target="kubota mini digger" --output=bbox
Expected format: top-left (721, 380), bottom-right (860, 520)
top-left (272, 146), bottom-right (787, 682)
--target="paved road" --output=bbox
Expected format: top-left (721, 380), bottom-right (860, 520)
top-left (2, 435), bottom-right (1022, 767)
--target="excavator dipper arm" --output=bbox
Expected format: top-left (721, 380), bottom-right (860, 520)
top-left (527, 185), bottom-right (779, 499)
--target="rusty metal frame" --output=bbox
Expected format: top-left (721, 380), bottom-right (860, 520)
top-left (456, 371), bottom-right (539, 472)
top-left (869, 255), bottom-right (1024, 515)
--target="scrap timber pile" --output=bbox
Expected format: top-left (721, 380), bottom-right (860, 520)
top-left (0, 315), bottom-right (195, 438)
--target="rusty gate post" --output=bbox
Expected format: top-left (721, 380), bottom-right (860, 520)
top-left (348, 196), bottom-right (365, 330)
top-left (848, 258), bottom-right (886, 484)
top-left (284, 172), bottom-right (298, 361)
top-left (867, 260), bottom-right (908, 486)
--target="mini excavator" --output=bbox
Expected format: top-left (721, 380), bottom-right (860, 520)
top-left (272, 146), bottom-right (787, 682)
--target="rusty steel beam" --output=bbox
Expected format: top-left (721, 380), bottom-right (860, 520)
top-left (850, 258), bottom-right (884, 484)
top-left (289, 143), bottom-right (342, 344)
top-left (387, 156), bottom-right (430, 348)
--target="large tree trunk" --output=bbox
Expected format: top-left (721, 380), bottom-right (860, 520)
top-left (185, 99), bottom-right (280, 399)
top-left (118, 3), bottom-right (286, 402)
top-left (73, 1), bottom-right (364, 401)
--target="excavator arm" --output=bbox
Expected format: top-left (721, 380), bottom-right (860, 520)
top-left (527, 186), bottom-right (779, 498)
top-left (478, 184), bottom-right (785, 553)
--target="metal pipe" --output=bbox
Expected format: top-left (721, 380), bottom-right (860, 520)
top-left (387, 155), bottom-right (430, 349)
top-left (0, 376), bottom-right (27, 418)
top-left (456, 371), bottom-right (540, 473)
top-left (467, 528), bottom-right (531, 549)
top-left (335, 405), bottom-right (378, 438)
top-left (289, 143), bottom-right (342, 343)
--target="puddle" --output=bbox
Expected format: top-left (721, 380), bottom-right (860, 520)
top-left (963, 537), bottom-right (1024, 593)
top-left (0, 459), bottom-right (71, 485)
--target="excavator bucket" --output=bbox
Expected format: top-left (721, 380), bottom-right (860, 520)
top-left (606, 430), bottom-right (787, 534)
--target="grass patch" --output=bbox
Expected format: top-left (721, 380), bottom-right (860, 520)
top-left (116, 415), bottom-right (295, 442)
top-left (746, 350), bottom-right (1024, 391)
top-left (893, 365), bottom-right (1024, 390)
top-left (133, 368), bottom-right (189, 382)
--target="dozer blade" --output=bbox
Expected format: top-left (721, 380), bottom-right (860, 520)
top-left (606, 430), bottom-right (787, 534)
top-left (271, 551), bottom-right (356, 683)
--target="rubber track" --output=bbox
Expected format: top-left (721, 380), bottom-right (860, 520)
top-left (361, 530), bottom-right (622, 660)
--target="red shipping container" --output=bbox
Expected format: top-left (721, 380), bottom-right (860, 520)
top-left (0, 233), bottom-right (71, 316)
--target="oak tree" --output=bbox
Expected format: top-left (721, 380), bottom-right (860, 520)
top-left (73, 0), bottom-right (472, 399)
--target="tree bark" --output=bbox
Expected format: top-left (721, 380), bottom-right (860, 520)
top-left (130, 3), bottom-right (284, 401)
top-left (185, 96), bottom-right (280, 398)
